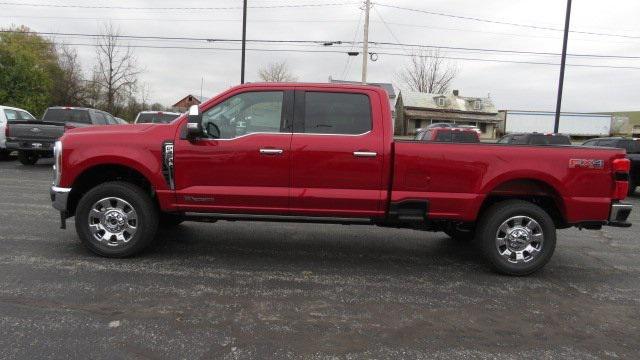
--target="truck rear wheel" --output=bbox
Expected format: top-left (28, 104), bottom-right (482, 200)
top-left (18, 151), bottom-right (39, 165)
top-left (477, 200), bottom-right (556, 276)
top-left (75, 181), bottom-right (158, 258)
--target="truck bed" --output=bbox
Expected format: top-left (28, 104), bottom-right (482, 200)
top-left (391, 141), bottom-right (626, 224)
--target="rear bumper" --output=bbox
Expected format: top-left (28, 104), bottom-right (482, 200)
top-left (608, 202), bottom-right (632, 227)
top-left (6, 140), bottom-right (55, 153)
top-left (50, 186), bottom-right (71, 212)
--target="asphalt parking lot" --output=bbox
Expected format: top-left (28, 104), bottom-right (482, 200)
top-left (1, 157), bottom-right (639, 359)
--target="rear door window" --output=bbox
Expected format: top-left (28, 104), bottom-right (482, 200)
top-left (18, 111), bottom-right (35, 120)
top-left (303, 92), bottom-right (371, 135)
top-left (92, 111), bottom-right (107, 125)
top-left (103, 113), bottom-right (118, 125)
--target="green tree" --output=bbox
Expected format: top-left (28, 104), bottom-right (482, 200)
top-left (0, 26), bottom-right (59, 117)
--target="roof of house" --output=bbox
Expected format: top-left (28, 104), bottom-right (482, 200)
top-left (399, 91), bottom-right (497, 114)
top-left (172, 94), bottom-right (209, 107)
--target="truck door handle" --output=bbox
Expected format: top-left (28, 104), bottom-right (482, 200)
top-left (353, 151), bottom-right (377, 158)
top-left (259, 148), bottom-right (283, 155)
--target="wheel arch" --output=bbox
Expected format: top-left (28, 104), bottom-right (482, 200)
top-left (67, 163), bottom-right (156, 217)
top-left (478, 177), bottom-right (568, 228)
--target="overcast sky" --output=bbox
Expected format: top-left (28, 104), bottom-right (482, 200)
top-left (2, 0), bottom-right (640, 112)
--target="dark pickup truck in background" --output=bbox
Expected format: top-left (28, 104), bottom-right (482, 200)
top-left (583, 137), bottom-right (640, 195)
top-left (6, 107), bottom-right (118, 165)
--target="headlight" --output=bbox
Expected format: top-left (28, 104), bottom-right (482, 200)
top-left (53, 141), bottom-right (62, 186)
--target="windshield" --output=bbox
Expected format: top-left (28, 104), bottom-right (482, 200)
top-left (43, 108), bottom-right (91, 123)
top-left (136, 113), bottom-right (180, 124)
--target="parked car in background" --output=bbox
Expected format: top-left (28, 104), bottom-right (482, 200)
top-left (50, 82), bottom-right (632, 276)
top-left (415, 127), bottom-right (480, 143)
top-left (114, 117), bottom-right (128, 124)
top-left (497, 133), bottom-right (572, 145)
top-left (134, 111), bottom-right (181, 124)
top-left (582, 137), bottom-right (640, 195)
top-left (0, 105), bottom-right (36, 159)
top-left (6, 107), bottom-right (118, 165)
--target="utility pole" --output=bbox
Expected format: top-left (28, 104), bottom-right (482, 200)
top-left (240, 0), bottom-right (248, 84)
top-left (361, 0), bottom-right (370, 84)
top-left (554, 0), bottom-right (572, 133)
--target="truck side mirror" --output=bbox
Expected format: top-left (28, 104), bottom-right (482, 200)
top-left (186, 105), bottom-right (202, 140)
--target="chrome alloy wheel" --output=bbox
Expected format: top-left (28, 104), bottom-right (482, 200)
top-left (495, 215), bottom-right (544, 264)
top-left (88, 197), bottom-right (138, 246)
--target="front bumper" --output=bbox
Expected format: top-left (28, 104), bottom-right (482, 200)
top-left (50, 186), bottom-right (71, 212)
top-left (608, 202), bottom-right (633, 227)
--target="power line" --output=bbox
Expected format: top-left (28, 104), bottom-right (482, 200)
top-left (0, 1), bottom-right (358, 11)
top-left (44, 41), bottom-right (640, 70)
top-left (374, 2), bottom-right (640, 40)
top-left (4, 29), bottom-right (639, 60)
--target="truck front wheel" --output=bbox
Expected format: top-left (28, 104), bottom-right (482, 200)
top-left (477, 200), bottom-right (556, 276)
top-left (75, 181), bottom-right (159, 257)
top-left (18, 151), bottom-right (39, 165)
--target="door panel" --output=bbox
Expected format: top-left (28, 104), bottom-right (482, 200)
top-left (173, 90), bottom-right (293, 214)
top-left (290, 90), bottom-right (384, 217)
top-left (173, 133), bottom-right (291, 213)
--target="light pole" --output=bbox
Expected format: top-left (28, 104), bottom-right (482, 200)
top-left (554, 0), bottom-right (572, 133)
top-left (241, 0), bottom-right (248, 84)
top-left (361, 0), bottom-right (370, 84)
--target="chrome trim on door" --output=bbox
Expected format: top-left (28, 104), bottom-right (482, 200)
top-left (353, 151), bottom-right (377, 157)
top-left (260, 148), bottom-right (284, 155)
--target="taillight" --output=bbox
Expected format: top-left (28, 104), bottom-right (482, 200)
top-left (613, 158), bottom-right (630, 173)
top-left (612, 158), bottom-right (630, 200)
top-left (4, 124), bottom-right (8, 138)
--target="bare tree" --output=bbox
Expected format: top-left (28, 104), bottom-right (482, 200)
top-left (397, 50), bottom-right (458, 94)
top-left (258, 61), bottom-right (297, 82)
top-left (51, 44), bottom-right (87, 106)
top-left (94, 23), bottom-right (140, 114)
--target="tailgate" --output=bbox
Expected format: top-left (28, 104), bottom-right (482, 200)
top-left (8, 121), bottom-right (65, 142)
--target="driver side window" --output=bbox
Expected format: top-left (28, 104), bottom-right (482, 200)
top-left (201, 91), bottom-right (284, 139)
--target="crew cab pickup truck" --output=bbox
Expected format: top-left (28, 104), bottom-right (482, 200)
top-left (50, 83), bottom-right (633, 275)
top-left (6, 107), bottom-right (118, 165)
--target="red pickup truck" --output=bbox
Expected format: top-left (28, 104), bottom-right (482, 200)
top-left (50, 83), bottom-right (633, 275)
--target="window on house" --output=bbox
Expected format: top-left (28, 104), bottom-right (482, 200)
top-left (479, 123), bottom-right (487, 133)
top-left (436, 97), bottom-right (446, 107)
top-left (473, 100), bottom-right (482, 110)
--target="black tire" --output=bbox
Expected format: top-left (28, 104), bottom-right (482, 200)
top-left (159, 212), bottom-right (185, 228)
top-left (0, 149), bottom-right (9, 160)
top-left (18, 151), bottom-right (39, 165)
top-left (75, 181), bottom-right (159, 257)
top-left (443, 225), bottom-right (475, 242)
top-left (477, 200), bottom-right (556, 276)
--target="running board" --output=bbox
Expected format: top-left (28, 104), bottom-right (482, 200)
top-left (183, 212), bottom-right (373, 225)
